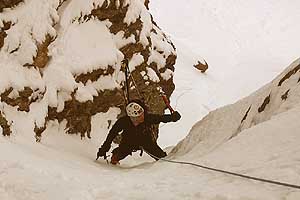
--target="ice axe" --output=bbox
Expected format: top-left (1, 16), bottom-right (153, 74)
top-left (159, 88), bottom-right (175, 114)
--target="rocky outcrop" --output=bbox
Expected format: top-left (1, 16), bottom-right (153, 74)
top-left (281, 89), bottom-right (289, 101)
top-left (194, 60), bottom-right (208, 73)
top-left (240, 106), bottom-right (251, 123)
top-left (0, 0), bottom-right (23, 12)
top-left (0, 111), bottom-right (11, 136)
top-left (0, 21), bottom-right (11, 49)
top-left (0, 0), bottom-right (177, 140)
top-left (29, 34), bottom-right (54, 69)
top-left (278, 63), bottom-right (300, 86)
top-left (0, 87), bottom-right (37, 112)
top-left (258, 94), bottom-right (270, 113)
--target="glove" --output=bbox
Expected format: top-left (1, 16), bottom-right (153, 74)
top-left (171, 111), bottom-right (181, 122)
top-left (96, 142), bottom-right (111, 160)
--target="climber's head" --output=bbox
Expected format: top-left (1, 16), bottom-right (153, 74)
top-left (126, 100), bottom-right (145, 126)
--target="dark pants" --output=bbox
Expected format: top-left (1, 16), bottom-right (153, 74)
top-left (112, 138), bottom-right (167, 161)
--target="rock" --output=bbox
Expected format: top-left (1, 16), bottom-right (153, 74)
top-left (258, 94), bottom-right (271, 113)
top-left (194, 60), bottom-right (208, 73)
top-left (281, 89), bottom-right (290, 101)
top-left (0, 0), bottom-right (177, 140)
top-left (0, 111), bottom-right (11, 136)
top-left (0, 21), bottom-right (11, 49)
top-left (278, 63), bottom-right (300, 86)
top-left (0, 0), bottom-right (23, 12)
top-left (32, 34), bottom-right (53, 69)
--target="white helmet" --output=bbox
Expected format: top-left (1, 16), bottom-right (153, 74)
top-left (126, 102), bottom-right (144, 117)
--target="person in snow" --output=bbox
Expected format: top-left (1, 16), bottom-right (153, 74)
top-left (97, 99), bottom-right (181, 164)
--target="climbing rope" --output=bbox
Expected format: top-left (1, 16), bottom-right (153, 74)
top-left (121, 61), bottom-right (143, 101)
top-left (143, 149), bottom-right (300, 190)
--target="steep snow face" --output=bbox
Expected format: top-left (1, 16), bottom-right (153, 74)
top-left (150, 0), bottom-right (300, 147)
top-left (0, 0), bottom-right (176, 139)
top-left (172, 58), bottom-right (300, 158)
top-left (150, 0), bottom-right (300, 100)
top-left (159, 59), bottom-right (300, 198)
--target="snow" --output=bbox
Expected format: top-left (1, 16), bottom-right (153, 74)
top-left (59, 0), bottom-right (105, 28)
top-left (150, 26), bottom-right (174, 56)
top-left (75, 82), bottom-right (96, 102)
top-left (147, 49), bottom-right (166, 69)
top-left (128, 53), bottom-right (144, 71)
top-left (113, 31), bottom-right (136, 49)
top-left (123, 0), bottom-right (153, 46)
top-left (0, 0), bottom-right (59, 64)
top-left (75, 75), bottom-right (120, 102)
top-left (0, 53), bottom-right (44, 94)
top-left (146, 67), bottom-right (160, 82)
top-left (1, 0), bottom-right (149, 135)
top-left (1, 81), bottom-right (300, 199)
top-left (150, 0), bottom-right (300, 147)
top-left (160, 69), bottom-right (174, 81)
top-left (2, 56), bottom-right (300, 199)
top-left (50, 19), bottom-right (121, 75)
top-left (172, 58), bottom-right (300, 158)
top-left (1, 0), bottom-right (300, 199)
top-left (0, 0), bottom-right (176, 140)
top-left (124, 0), bottom-right (143, 25)
top-left (202, 105), bottom-right (300, 178)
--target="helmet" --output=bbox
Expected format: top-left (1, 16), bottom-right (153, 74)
top-left (126, 102), bottom-right (144, 117)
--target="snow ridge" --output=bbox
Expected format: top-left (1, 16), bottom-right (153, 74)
top-left (172, 58), bottom-right (300, 158)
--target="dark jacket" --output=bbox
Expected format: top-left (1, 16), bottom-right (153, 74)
top-left (103, 113), bottom-right (179, 149)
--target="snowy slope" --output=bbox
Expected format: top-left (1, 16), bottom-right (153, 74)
top-left (1, 1), bottom-right (300, 200)
top-left (150, 0), bottom-right (300, 146)
top-left (168, 58), bottom-right (300, 198)
top-left (1, 60), bottom-right (300, 200)
top-left (172, 58), bottom-right (300, 158)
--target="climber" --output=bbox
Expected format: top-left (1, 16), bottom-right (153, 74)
top-left (96, 99), bottom-right (181, 164)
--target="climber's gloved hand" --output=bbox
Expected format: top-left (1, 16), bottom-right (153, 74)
top-left (96, 142), bottom-right (111, 160)
top-left (171, 111), bottom-right (181, 122)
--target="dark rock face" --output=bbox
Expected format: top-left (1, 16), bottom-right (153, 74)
top-left (0, 0), bottom-right (177, 140)
top-left (258, 94), bottom-right (271, 113)
top-left (0, 87), bottom-right (37, 112)
top-left (241, 106), bottom-right (251, 123)
top-left (0, 21), bottom-right (11, 49)
top-left (31, 34), bottom-right (54, 69)
top-left (0, 0), bottom-right (23, 12)
top-left (278, 63), bottom-right (300, 86)
top-left (47, 89), bottom-right (125, 139)
top-left (281, 89), bottom-right (290, 101)
top-left (0, 111), bottom-right (11, 136)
